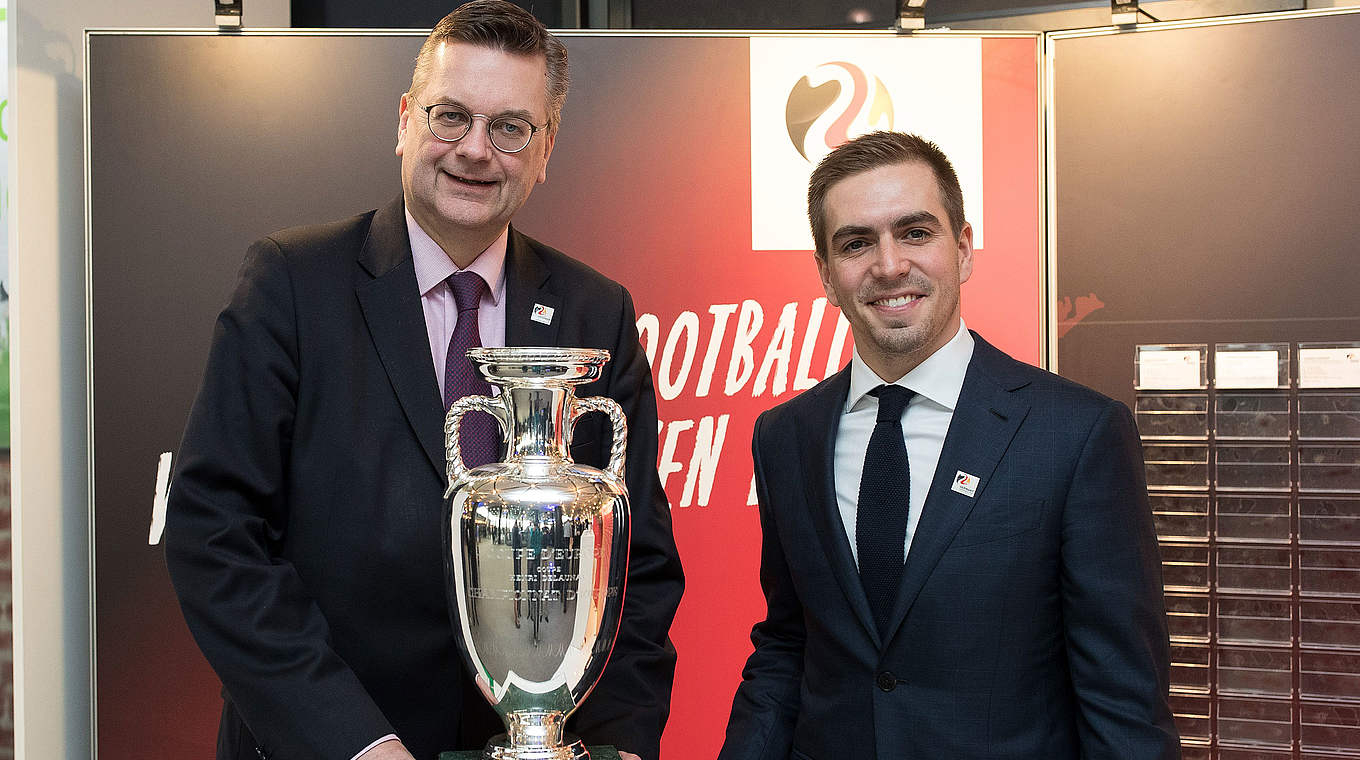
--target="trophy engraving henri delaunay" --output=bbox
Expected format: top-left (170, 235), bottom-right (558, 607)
top-left (443, 347), bottom-right (630, 760)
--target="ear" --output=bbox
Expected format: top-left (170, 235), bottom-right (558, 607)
top-left (536, 128), bottom-right (557, 184)
top-left (956, 221), bottom-right (975, 284)
top-left (396, 93), bottom-right (412, 157)
top-left (815, 253), bottom-right (840, 307)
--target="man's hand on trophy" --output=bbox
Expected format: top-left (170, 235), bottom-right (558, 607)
top-left (356, 738), bottom-right (416, 760)
top-left (618, 752), bottom-right (641, 760)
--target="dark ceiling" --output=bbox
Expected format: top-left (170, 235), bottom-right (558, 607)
top-left (288, 0), bottom-right (1102, 30)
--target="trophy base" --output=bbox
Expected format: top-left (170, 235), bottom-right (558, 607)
top-left (483, 733), bottom-right (591, 760)
top-left (439, 746), bottom-right (618, 760)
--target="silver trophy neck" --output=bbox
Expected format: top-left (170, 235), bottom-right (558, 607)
top-left (468, 347), bottom-right (611, 386)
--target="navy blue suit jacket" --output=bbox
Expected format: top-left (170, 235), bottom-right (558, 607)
top-left (720, 333), bottom-right (1178, 760)
top-left (165, 197), bottom-right (683, 760)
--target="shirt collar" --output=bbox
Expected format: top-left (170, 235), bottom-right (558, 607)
top-left (407, 209), bottom-right (507, 304)
top-left (845, 320), bottom-right (975, 414)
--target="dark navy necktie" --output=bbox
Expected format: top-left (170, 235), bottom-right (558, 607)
top-left (857, 383), bottom-right (915, 636)
top-left (444, 272), bottom-right (498, 468)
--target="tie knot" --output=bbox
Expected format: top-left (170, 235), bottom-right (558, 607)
top-left (869, 384), bottom-right (914, 422)
top-left (448, 272), bottom-right (487, 312)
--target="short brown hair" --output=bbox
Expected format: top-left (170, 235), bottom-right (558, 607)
top-left (807, 131), bottom-right (965, 258)
top-left (408, 0), bottom-right (570, 131)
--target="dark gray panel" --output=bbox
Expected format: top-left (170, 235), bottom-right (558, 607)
top-left (88, 32), bottom-right (419, 754)
top-left (630, 0), bottom-right (896, 29)
top-left (1052, 13), bottom-right (1360, 408)
top-left (290, 0), bottom-right (564, 29)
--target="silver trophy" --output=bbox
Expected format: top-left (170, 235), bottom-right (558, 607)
top-left (443, 347), bottom-right (630, 760)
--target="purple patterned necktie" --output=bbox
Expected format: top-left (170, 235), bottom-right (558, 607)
top-left (444, 272), bottom-right (498, 468)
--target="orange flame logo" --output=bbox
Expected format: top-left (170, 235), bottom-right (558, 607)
top-left (785, 62), bottom-right (894, 162)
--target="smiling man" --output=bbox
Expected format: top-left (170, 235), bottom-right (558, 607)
top-left (719, 132), bottom-right (1179, 760)
top-left (164, 3), bottom-right (682, 760)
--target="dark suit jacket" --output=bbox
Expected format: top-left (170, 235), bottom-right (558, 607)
top-left (165, 197), bottom-right (683, 760)
top-left (720, 333), bottom-right (1179, 760)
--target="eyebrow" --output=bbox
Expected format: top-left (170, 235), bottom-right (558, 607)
top-left (431, 98), bottom-right (538, 123)
top-left (829, 211), bottom-right (945, 244)
top-left (892, 210), bottom-right (944, 229)
top-left (830, 224), bottom-right (875, 244)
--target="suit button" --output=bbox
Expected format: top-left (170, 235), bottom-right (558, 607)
top-left (876, 671), bottom-right (897, 692)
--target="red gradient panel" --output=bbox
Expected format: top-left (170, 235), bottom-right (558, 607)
top-left (519, 36), bottom-right (1041, 758)
top-left (969, 37), bottom-right (1043, 365)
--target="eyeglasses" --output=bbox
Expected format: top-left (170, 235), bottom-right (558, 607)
top-left (418, 102), bottom-right (546, 154)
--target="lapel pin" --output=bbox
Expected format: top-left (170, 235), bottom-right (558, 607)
top-left (951, 470), bottom-right (979, 498)
top-left (531, 303), bottom-right (555, 325)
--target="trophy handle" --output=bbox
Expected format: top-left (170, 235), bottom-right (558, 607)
top-left (571, 396), bottom-right (628, 481)
top-left (443, 394), bottom-right (506, 493)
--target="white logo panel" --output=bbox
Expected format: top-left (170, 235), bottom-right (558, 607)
top-left (750, 37), bottom-right (984, 252)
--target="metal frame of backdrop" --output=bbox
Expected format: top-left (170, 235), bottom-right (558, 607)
top-left (84, 26), bottom-right (1045, 759)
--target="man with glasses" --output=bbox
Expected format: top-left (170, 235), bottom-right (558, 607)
top-left (165, 3), bottom-right (683, 759)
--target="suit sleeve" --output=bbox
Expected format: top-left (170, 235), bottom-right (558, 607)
top-left (717, 413), bottom-right (805, 760)
top-left (164, 239), bottom-right (393, 760)
top-left (567, 286), bottom-right (685, 760)
top-left (1061, 401), bottom-right (1180, 760)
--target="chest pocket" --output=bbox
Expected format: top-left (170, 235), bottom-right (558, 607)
top-left (951, 498), bottom-right (1044, 547)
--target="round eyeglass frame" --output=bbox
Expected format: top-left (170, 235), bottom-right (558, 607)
top-left (418, 102), bottom-right (547, 154)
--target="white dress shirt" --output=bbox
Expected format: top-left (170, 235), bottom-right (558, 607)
top-left (834, 321), bottom-right (975, 567)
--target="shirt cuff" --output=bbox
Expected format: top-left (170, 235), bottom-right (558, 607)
top-left (350, 734), bottom-right (400, 760)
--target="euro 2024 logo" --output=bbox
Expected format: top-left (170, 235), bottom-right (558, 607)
top-left (785, 61), bottom-right (893, 164)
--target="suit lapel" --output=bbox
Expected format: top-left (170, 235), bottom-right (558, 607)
top-left (355, 197), bottom-right (448, 481)
top-left (882, 336), bottom-right (1032, 643)
top-left (796, 370), bottom-right (882, 646)
top-left (504, 228), bottom-right (561, 348)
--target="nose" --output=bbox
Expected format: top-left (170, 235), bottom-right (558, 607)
top-left (872, 238), bottom-right (913, 279)
top-left (453, 115), bottom-right (495, 160)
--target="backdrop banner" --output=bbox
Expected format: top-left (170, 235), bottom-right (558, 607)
top-left (87, 31), bottom-right (1041, 759)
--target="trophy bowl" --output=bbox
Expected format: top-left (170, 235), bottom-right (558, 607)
top-left (442, 347), bottom-right (630, 760)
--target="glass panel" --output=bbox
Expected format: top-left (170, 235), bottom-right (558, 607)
top-left (1300, 651), bottom-right (1360, 701)
top-left (1217, 546), bottom-right (1293, 595)
top-left (1219, 597), bottom-right (1293, 645)
top-left (1300, 548), bottom-right (1360, 597)
top-left (1137, 394), bottom-right (1209, 439)
top-left (1169, 692), bottom-right (1211, 741)
top-left (1143, 443), bottom-right (1209, 489)
top-left (1137, 344), bottom-right (1208, 390)
top-left (1169, 642), bottom-right (1210, 693)
top-left (1216, 445), bottom-right (1292, 492)
top-left (1216, 749), bottom-right (1293, 760)
top-left (1301, 601), bottom-right (1360, 650)
top-left (1217, 495), bottom-right (1292, 544)
top-left (1216, 393), bottom-right (1291, 440)
top-left (1298, 342), bottom-right (1360, 390)
top-left (1151, 493), bottom-right (1209, 542)
top-left (1301, 701), bottom-right (1360, 753)
top-left (1299, 393), bottom-right (1360, 440)
top-left (1299, 496), bottom-right (1360, 546)
top-left (1214, 343), bottom-right (1290, 390)
top-left (1300, 445), bottom-right (1360, 493)
top-left (1218, 646), bottom-right (1294, 697)
top-left (1218, 696), bottom-right (1294, 748)
top-left (1166, 593), bottom-right (1210, 642)
top-left (1160, 544), bottom-right (1209, 591)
